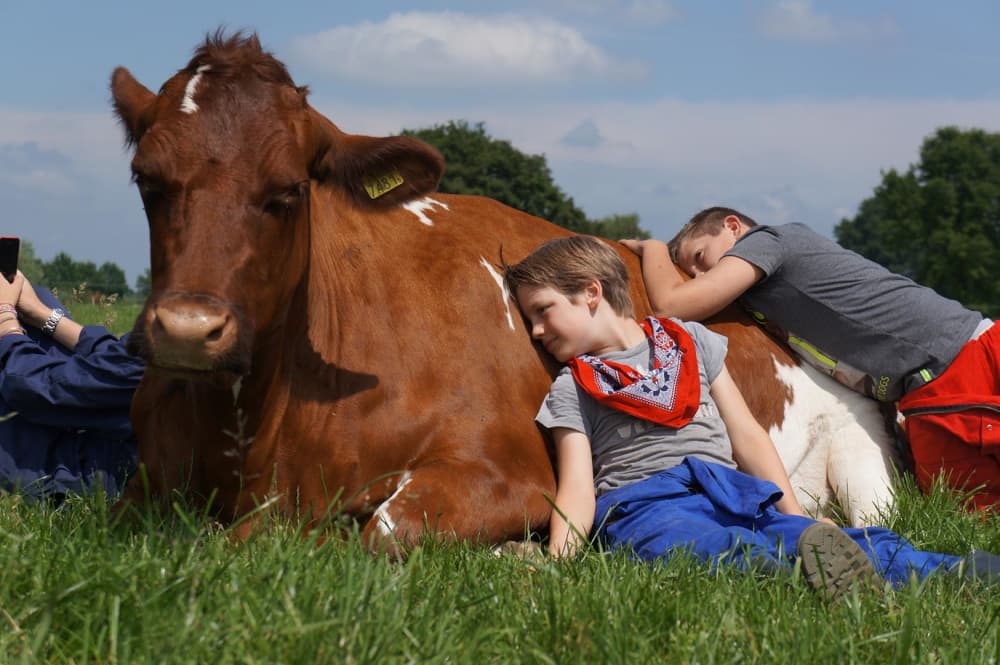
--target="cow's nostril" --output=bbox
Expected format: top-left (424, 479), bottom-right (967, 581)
top-left (205, 322), bottom-right (225, 342)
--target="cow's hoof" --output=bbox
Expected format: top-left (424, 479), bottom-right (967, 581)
top-left (492, 540), bottom-right (544, 561)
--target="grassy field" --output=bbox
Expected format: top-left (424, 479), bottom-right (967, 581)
top-left (55, 294), bottom-right (144, 337)
top-left (0, 474), bottom-right (998, 664)
top-left (9, 300), bottom-right (998, 663)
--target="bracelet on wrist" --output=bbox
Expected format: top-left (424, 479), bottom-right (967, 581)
top-left (0, 323), bottom-right (25, 337)
top-left (41, 308), bottom-right (65, 336)
top-left (0, 303), bottom-right (16, 316)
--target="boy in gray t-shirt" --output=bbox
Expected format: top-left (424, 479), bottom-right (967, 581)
top-left (623, 207), bottom-right (999, 509)
top-left (505, 235), bottom-right (998, 598)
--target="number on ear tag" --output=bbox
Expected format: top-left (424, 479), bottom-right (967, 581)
top-left (363, 171), bottom-right (405, 199)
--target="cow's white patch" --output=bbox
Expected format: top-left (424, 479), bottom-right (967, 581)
top-left (180, 65), bottom-right (211, 114)
top-left (373, 471), bottom-right (413, 538)
top-left (402, 197), bottom-right (448, 226)
top-left (766, 356), bottom-right (896, 527)
top-left (479, 257), bottom-right (515, 331)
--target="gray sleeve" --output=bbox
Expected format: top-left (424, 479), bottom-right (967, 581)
top-left (681, 320), bottom-right (728, 383)
top-left (724, 225), bottom-right (784, 277)
top-left (535, 368), bottom-right (589, 436)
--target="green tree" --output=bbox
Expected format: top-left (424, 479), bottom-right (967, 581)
top-left (42, 252), bottom-right (130, 297)
top-left (402, 120), bottom-right (648, 238)
top-left (835, 127), bottom-right (1000, 317)
top-left (44, 251), bottom-right (90, 290)
top-left (135, 267), bottom-right (151, 297)
top-left (94, 261), bottom-right (129, 296)
top-left (588, 213), bottom-right (650, 241)
top-left (17, 240), bottom-right (46, 284)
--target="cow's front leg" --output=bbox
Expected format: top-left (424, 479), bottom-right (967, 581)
top-left (826, 403), bottom-right (900, 527)
top-left (360, 461), bottom-right (552, 558)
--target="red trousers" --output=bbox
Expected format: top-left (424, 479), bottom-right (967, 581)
top-left (899, 323), bottom-right (1000, 510)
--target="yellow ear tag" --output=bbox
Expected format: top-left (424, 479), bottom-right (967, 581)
top-left (363, 171), bottom-right (405, 199)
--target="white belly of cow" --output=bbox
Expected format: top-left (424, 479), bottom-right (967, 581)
top-left (767, 358), bottom-right (898, 527)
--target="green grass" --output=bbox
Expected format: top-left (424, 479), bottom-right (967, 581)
top-left (18, 295), bottom-right (999, 661)
top-left (55, 297), bottom-right (143, 337)
top-left (0, 475), bottom-right (998, 664)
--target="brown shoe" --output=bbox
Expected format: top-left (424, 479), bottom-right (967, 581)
top-left (797, 523), bottom-right (880, 600)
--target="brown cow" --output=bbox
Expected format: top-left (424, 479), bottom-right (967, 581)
top-left (111, 33), bottom-right (896, 554)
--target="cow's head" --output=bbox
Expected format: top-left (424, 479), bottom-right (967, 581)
top-left (112, 32), bottom-right (443, 375)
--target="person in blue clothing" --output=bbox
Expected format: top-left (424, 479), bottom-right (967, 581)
top-left (0, 270), bottom-right (144, 501)
top-left (505, 235), bottom-right (999, 597)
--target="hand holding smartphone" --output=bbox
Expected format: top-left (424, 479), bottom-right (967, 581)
top-left (0, 236), bottom-right (19, 283)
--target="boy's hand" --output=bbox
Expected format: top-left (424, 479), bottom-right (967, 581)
top-left (620, 238), bottom-right (645, 256)
top-left (621, 238), bottom-right (670, 260)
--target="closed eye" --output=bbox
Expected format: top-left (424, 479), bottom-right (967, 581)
top-left (264, 182), bottom-right (308, 217)
top-left (131, 171), bottom-right (162, 198)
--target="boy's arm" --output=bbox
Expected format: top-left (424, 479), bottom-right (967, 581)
top-left (548, 427), bottom-right (597, 558)
top-left (709, 365), bottom-right (810, 518)
top-left (622, 239), bottom-right (763, 321)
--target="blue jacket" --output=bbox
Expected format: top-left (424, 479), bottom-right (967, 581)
top-left (0, 289), bottom-right (144, 499)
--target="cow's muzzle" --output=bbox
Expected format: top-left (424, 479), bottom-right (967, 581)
top-left (128, 292), bottom-right (252, 375)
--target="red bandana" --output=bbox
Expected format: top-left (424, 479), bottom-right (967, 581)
top-left (567, 317), bottom-right (700, 428)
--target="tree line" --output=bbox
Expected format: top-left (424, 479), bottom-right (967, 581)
top-left (26, 122), bottom-right (998, 317)
top-left (16, 244), bottom-right (135, 298)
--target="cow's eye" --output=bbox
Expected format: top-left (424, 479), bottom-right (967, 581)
top-left (132, 172), bottom-right (162, 198)
top-left (132, 172), bottom-right (166, 213)
top-left (264, 182), bottom-right (308, 217)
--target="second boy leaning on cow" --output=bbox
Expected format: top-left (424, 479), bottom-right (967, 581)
top-left (504, 235), bottom-right (999, 597)
top-left (621, 207), bottom-right (999, 510)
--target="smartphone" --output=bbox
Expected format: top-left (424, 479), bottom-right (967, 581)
top-left (0, 236), bottom-right (20, 283)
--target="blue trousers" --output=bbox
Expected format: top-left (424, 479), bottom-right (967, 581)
top-left (595, 457), bottom-right (961, 586)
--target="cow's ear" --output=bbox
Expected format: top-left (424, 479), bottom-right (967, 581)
top-left (308, 112), bottom-right (444, 208)
top-left (111, 67), bottom-right (157, 147)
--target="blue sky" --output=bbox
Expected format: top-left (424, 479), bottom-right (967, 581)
top-left (2, 0), bottom-right (999, 284)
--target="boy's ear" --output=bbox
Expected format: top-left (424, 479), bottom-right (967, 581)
top-left (584, 280), bottom-right (603, 309)
top-left (723, 215), bottom-right (744, 235)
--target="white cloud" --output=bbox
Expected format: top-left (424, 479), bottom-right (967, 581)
top-left (1, 168), bottom-right (77, 195)
top-left (286, 11), bottom-right (646, 88)
top-left (0, 108), bottom-right (128, 176)
top-left (544, 0), bottom-right (681, 25)
top-left (755, 0), bottom-right (899, 44)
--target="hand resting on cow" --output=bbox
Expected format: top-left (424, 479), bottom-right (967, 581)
top-left (0, 271), bottom-right (143, 501)
top-left (623, 207), bottom-right (999, 511)
top-left (504, 235), bottom-right (1000, 596)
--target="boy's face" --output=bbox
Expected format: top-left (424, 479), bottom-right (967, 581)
top-left (675, 220), bottom-right (742, 277)
top-left (516, 284), bottom-right (598, 362)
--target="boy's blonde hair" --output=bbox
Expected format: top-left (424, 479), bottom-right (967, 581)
top-left (668, 206), bottom-right (758, 263)
top-left (504, 235), bottom-right (634, 317)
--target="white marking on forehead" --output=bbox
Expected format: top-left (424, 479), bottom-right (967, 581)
top-left (402, 197), bottom-right (448, 226)
top-left (373, 471), bottom-right (413, 538)
top-left (180, 65), bottom-right (211, 114)
top-left (480, 257), bottom-right (515, 331)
